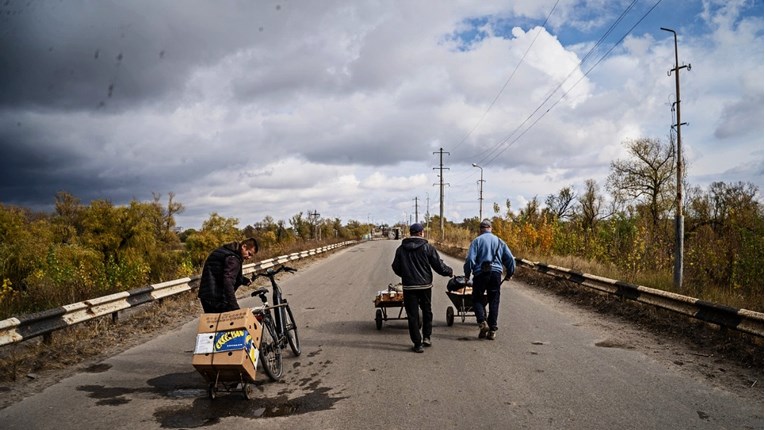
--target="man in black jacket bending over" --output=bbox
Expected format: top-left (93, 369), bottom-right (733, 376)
top-left (198, 238), bottom-right (258, 313)
top-left (392, 223), bottom-right (453, 353)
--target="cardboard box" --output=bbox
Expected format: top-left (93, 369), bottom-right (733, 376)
top-left (192, 314), bottom-right (219, 375)
top-left (216, 308), bottom-right (260, 333)
top-left (192, 310), bottom-right (263, 383)
top-left (197, 313), bottom-right (220, 333)
top-left (211, 329), bottom-right (260, 382)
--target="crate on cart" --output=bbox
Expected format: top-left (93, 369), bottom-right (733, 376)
top-left (373, 283), bottom-right (407, 330)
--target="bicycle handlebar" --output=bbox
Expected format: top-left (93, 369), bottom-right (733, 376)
top-left (249, 264), bottom-right (297, 282)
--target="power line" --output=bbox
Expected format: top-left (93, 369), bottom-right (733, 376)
top-left (450, 0), bottom-right (561, 156)
top-left (480, 0), bottom-right (665, 167)
top-left (449, 1), bottom-right (658, 190)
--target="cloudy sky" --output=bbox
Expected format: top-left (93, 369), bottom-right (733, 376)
top-left (0, 0), bottom-right (762, 230)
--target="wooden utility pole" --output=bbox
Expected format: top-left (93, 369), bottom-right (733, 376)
top-left (413, 196), bottom-right (419, 224)
top-left (433, 148), bottom-right (450, 240)
top-left (308, 210), bottom-right (321, 240)
top-left (662, 27), bottom-right (690, 289)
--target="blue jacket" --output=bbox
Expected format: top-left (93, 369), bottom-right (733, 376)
top-left (464, 231), bottom-right (515, 278)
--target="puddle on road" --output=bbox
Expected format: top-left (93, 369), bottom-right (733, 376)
top-left (83, 363), bottom-right (112, 373)
top-left (76, 348), bottom-right (345, 426)
top-left (77, 384), bottom-right (149, 406)
top-left (595, 339), bottom-right (635, 349)
top-left (168, 388), bottom-right (207, 398)
top-left (154, 386), bottom-right (347, 427)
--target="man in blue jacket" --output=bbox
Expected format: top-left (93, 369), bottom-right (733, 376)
top-left (392, 223), bottom-right (453, 353)
top-left (464, 219), bottom-right (515, 340)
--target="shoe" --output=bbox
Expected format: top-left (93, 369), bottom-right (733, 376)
top-left (478, 321), bottom-right (489, 339)
top-left (487, 330), bottom-right (496, 340)
top-left (413, 344), bottom-right (424, 353)
top-left (423, 337), bottom-right (432, 347)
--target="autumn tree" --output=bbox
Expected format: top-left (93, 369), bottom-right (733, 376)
top-left (684, 181), bottom-right (764, 306)
top-left (544, 186), bottom-right (577, 220)
top-left (184, 213), bottom-right (242, 267)
top-left (290, 212), bottom-right (312, 241)
top-left (606, 137), bottom-right (676, 226)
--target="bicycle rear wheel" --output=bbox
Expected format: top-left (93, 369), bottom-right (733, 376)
top-left (283, 301), bottom-right (301, 356)
top-left (259, 317), bottom-right (283, 381)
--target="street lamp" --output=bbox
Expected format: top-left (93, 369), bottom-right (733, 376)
top-left (471, 163), bottom-right (484, 220)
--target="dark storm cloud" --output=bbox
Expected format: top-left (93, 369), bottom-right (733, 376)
top-left (0, 1), bottom-right (285, 111)
top-left (0, 0), bottom-right (289, 211)
top-left (0, 122), bottom-right (124, 206)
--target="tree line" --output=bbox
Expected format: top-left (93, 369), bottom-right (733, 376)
top-left (0, 192), bottom-right (369, 319)
top-left (433, 137), bottom-right (763, 312)
top-left (1, 136), bottom-right (762, 318)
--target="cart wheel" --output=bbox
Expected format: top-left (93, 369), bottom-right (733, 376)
top-left (243, 382), bottom-right (256, 400)
top-left (460, 310), bottom-right (466, 323)
top-left (446, 306), bottom-right (454, 326)
top-left (207, 383), bottom-right (217, 400)
top-left (375, 309), bottom-right (383, 330)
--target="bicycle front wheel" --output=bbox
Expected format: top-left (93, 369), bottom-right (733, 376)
top-left (283, 301), bottom-right (301, 356)
top-left (259, 317), bottom-right (283, 381)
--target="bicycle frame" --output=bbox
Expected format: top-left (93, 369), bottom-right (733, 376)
top-left (250, 265), bottom-right (301, 357)
top-left (264, 274), bottom-right (288, 339)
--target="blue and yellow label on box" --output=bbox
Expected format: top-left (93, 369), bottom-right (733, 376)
top-left (213, 329), bottom-right (252, 353)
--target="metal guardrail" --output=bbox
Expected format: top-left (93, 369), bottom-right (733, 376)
top-left (0, 242), bottom-right (355, 347)
top-left (517, 258), bottom-right (764, 337)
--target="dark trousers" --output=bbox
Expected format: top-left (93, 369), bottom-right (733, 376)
top-left (472, 271), bottom-right (502, 330)
top-left (403, 288), bottom-right (432, 347)
top-left (199, 298), bottom-right (237, 313)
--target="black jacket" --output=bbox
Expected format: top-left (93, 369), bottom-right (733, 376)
top-left (391, 237), bottom-right (453, 287)
top-left (197, 242), bottom-right (249, 311)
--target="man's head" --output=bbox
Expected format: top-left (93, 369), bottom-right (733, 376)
top-left (479, 219), bottom-right (492, 231)
top-left (239, 237), bottom-right (259, 260)
top-left (409, 223), bottom-right (424, 236)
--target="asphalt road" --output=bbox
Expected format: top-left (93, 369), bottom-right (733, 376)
top-left (0, 240), bottom-right (761, 429)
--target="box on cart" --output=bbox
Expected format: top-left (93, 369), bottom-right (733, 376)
top-left (197, 313), bottom-right (220, 333)
top-left (192, 309), bottom-right (263, 383)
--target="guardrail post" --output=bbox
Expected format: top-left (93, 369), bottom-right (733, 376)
top-left (112, 311), bottom-right (119, 323)
top-left (43, 332), bottom-right (53, 344)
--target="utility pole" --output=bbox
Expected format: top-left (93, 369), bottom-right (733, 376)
top-left (413, 196), bottom-right (419, 224)
top-left (472, 163), bottom-right (484, 220)
top-left (425, 192), bottom-right (430, 238)
top-left (433, 148), bottom-right (450, 240)
top-left (662, 27), bottom-right (690, 290)
top-left (308, 210), bottom-right (321, 240)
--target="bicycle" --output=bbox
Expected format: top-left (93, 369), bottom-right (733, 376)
top-left (250, 265), bottom-right (301, 381)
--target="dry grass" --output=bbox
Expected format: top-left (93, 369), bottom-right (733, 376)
top-left (0, 292), bottom-right (201, 383)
